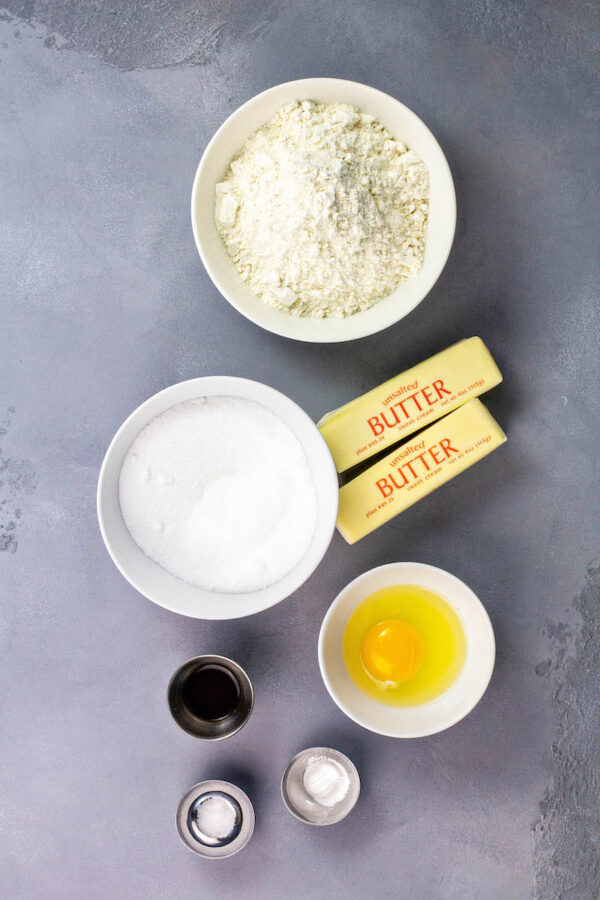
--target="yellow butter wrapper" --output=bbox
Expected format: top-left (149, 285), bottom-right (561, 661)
top-left (337, 399), bottom-right (506, 544)
top-left (319, 337), bottom-right (502, 473)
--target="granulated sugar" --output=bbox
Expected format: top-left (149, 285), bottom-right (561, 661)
top-left (118, 396), bottom-right (318, 593)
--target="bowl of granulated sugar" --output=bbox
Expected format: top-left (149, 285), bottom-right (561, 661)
top-left (192, 78), bottom-right (455, 342)
top-left (97, 377), bottom-right (338, 619)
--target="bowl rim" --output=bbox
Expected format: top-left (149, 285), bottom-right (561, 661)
top-left (317, 562), bottom-right (496, 738)
top-left (97, 376), bottom-right (339, 619)
top-left (191, 77), bottom-right (456, 343)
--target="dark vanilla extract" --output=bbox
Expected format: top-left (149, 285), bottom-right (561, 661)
top-left (181, 664), bottom-right (241, 721)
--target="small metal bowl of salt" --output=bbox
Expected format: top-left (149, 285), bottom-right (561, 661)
top-left (281, 747), bottom-right (360, 825)
top-left (176, 780), bottom-right (255, 857)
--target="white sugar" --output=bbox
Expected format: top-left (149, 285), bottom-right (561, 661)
top-left (119, 396), bottom-right (318, 593)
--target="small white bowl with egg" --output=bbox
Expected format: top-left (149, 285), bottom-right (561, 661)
top-left (318, 563), bottom-right (495, 738)
top-left (97, 377), bottom-right (338, 619)
top-left (191, 78), bottom-right (456, 343)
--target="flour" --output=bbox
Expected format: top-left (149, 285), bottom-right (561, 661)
top-left (215, 100), bottom-right (429, 318)
top-left (118, 396), bottom-right (318, 593)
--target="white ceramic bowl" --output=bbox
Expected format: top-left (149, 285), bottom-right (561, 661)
top-left (97, 377), bottom-right (338, 619)
top-left (191, 78), bottom-right (456, 343)
top-left (318, 563), bottom-right (495, 738)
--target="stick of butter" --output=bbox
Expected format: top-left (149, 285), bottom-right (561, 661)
top-left (319, 337), bottom-right (502, 473)
top-left (337, 398), bottom-right (506, 544)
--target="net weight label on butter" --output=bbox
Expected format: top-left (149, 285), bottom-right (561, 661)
top-left (319, 338), bottom-right (502, 473)
top-left (337, 399), bottom-right (506, 544)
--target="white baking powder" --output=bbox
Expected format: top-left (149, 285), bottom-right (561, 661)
top-left (118, 396), bottom-right (318, 593)
top-left (215, 100), bottom-right (429, 318)
top-left (302, 756), bottom-right (350, 808)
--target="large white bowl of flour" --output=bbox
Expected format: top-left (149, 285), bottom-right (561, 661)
top-left (97, 377), bottom-right (338, 619)
top-left (192, 78), bottom-right (456, 342)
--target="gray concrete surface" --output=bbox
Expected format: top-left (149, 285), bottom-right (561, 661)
top-left (1, 2), bottom-right (599, 898)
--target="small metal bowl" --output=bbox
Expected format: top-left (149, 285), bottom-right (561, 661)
top-left (167, 655), bottom-right (253, 740)
top-left (281, 747), bottom-right (361, 825)
top-left (176, 780), bottom-right (255, 858)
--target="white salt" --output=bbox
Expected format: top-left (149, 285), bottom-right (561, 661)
top-left (119, 396), bottom-right (318, 593)
top-left (196, 796), bottom-right (237, 840)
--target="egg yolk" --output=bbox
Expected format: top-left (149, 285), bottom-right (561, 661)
top-left (360, 619), bottom-right (425, 686)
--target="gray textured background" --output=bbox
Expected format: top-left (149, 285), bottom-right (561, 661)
top-left (1, 2), bottom-right (599, 898)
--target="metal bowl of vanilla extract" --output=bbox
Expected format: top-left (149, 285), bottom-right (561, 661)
top-left (168, 654), bottom-right (254, 740)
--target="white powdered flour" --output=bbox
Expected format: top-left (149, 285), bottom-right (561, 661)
top-left (119, 396), bottom-right (318, 593)
top-left (215, 100), bottom-right (429, 318)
